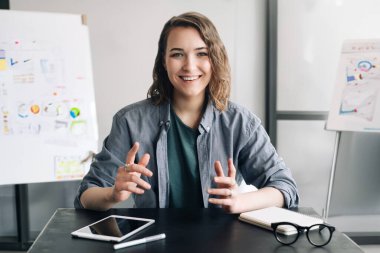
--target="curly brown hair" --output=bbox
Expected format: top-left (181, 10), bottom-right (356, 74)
top-left (147, 12), bottom-right (231, 111)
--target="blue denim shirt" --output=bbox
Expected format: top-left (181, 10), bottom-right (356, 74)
top-left (74, 98), bottom-right (299, 209)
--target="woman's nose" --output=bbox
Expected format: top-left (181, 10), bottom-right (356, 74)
top-left (182, 55), bottom-right (196, 71)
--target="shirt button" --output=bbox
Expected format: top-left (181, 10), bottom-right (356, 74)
top-left (206, 126), bottom-right (210, 131)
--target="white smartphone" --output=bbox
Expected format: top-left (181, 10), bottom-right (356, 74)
top-left (71, 215), bottom-right (155, 242)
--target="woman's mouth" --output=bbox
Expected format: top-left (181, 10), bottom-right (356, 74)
top-left (180, 75), bottom-right (201, 81)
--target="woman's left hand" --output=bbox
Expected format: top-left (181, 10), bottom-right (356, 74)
top-left (208, 158), bottom-right (240, 213)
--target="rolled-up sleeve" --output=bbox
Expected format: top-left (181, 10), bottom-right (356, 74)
top-left (74, 113), bottom-right (131, 209)
top-left (238, 120), bottom-right (299, 209)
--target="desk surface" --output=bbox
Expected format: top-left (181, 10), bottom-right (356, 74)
top-left (28, 208), bottom-right (363, 253)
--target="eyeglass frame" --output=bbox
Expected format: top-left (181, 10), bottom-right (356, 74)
top-left (270, 222), bottom-right (336, 247)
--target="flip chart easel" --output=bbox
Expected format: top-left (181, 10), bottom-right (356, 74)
top-left (0, 10), bottom-right (98, 185)
top-left (324, 39), bottom-right (380, 220)
top-left (324, 131), bottom-right (341, 220)
top-left (0, 10), bottom-right (98, 250)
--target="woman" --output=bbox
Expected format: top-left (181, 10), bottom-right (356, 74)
top-left (74, 12), bottom-right (299, 213)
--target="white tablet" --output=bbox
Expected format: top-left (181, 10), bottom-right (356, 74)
top-left (71, 215), bottom-right (155, 242)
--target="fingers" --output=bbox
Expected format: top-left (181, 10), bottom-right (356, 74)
top-left (125, 142), bottom-right (139, 165)
top-left (208, 183), bottom-right (238, 213)
top-left (208, 197), bottom-right (233, 206)
top-left (116, 167), bottom-right (151, 194)
top-left (124, 163), bottom-right (152, 177)
top-left (138, 153), bottom-right (150, 167)
top-left (117, 181), bottom-right (146, 195)
top-left (113, 143), bottom-right (153, 201)
top-left (125, 173), bottom-right (151, 190)
top-left (124, 142), bottom-right (152, 177)
top-left (214, 176), bottom-right (236, 187)
top-left (213, 158), bottom-right (236, 188)
top-left (209, 158), bottom-right (238, 211)
top-left (120, 163), bottom-right (152, 189)
top-left (214, 161), bottom-right (225, 177)
top-left (214, 159), bottom-right (236, 179)
top-left (227, 158), bottom-right (236, 178)
top-left (208, 188), bottom-right (233, 197)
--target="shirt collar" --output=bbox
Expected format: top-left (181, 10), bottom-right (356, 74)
top-left (158, 100), bottom-right (170, 128)
top-left (198, 100), bottom-right (214, 133)
top-left (158, 97), bottom-right (215, 133)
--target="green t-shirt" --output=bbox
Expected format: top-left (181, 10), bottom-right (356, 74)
top-left (167, 108), bottom-right (203, 208)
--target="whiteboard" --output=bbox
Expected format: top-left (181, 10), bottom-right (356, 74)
top-left (0, 10), bottom-right (98, 185)
top-left (327, 39), bottom-right (380, 132)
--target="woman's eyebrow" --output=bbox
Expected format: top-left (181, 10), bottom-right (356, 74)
top-left (169, 47), bottom-right (208, 52)
top-left (169, 48), bottom-right (183, 52)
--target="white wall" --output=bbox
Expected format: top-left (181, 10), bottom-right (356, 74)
top-left (4, 0), bottom-right (267, 234)
top-left (10, 0), bottom-right (267, 148)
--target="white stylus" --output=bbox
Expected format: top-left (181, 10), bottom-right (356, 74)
top-left (113, 233), bottom-right (166, 250)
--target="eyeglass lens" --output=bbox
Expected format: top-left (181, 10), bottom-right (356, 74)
top-left (275, 224), bottom-right (298, 245)
top-left (275, 224), bottom-right (332, 246)
top-left (308, 224), bottom-right (332, 246)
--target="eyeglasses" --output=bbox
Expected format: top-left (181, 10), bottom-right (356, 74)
top-left (271, 222), bottom-right (336, 247)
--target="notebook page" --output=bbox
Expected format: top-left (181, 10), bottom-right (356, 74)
top-left (239, 207), bottom-right (323, 229)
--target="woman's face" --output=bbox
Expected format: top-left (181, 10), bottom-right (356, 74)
top-left (164, 27), bottom-right (212, 102)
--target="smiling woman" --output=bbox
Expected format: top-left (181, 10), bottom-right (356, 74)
top-left (75, 12), bottom-right (299, 213)
top-left (165, 27), bottom-right (211, 96)
top-left (164, 27), bottom-right (212, 128)
top-left (149, 12), bottom-right (231, 112)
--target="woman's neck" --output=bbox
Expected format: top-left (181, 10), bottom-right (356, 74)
top-left (172, 93), bottom-right (206, 129)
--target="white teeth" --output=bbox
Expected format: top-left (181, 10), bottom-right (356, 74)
top-left (182, 76), bottom-right (198, 81)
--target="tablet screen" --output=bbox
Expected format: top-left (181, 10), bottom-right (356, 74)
top-left (83, 217), bottom-right (150, 238)
top-left (72, 215), bottom-right (154, 241)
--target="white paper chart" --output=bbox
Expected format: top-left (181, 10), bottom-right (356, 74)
top-left (0, 10), bottom-right (98, 185)
top-left (327, 39), bottom-right (380, 132)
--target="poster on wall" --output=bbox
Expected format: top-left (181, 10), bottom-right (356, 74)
top-left (0, 10), bottom-right (98, 185)
top-left (327, 39), bottom-right (380, 132)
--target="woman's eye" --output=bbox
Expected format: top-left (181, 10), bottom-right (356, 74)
top-left (170, 53), bottom-right (183, 58)
top-left (198, 52), bottom-right (208, 57)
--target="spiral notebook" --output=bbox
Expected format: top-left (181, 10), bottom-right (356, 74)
top-left (239, 207), bottom-right (323, 235)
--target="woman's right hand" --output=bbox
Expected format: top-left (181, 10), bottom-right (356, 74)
top-left (112, 142), bottom-right (153, 203)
